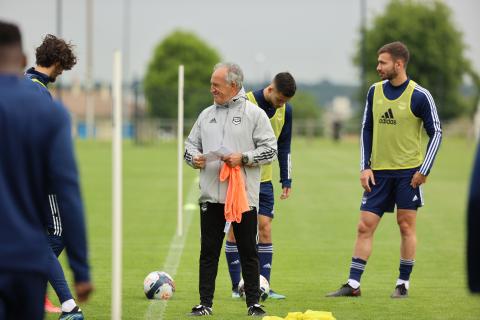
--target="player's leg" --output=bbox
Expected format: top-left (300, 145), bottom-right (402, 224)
top-left (257, 181), bottom-right (283, 299)
top-left (47, 236), bottom-right (75, 307)
top-left (327, 177), bottom-right (394, 297)
top-left (225, 228), bottom-right (241, 297)
top-left (258, 214), bottom-right (273, 282)
top-left (326, 211), bottom-right (382, 297)
top-left (47, 235), bottom-right (85, 319)
top-left (391, 177), bottom-right (422, 298)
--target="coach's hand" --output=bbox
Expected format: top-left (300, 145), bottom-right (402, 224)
top-left (222, 153), bottom-right (242, 167)
top-left (411, 171), bottom-right (427, 188)
top-left (193, 155), bottom-right (206, 169)
top-left (75, 281), bottom-right (94, 302)
top-left (360, 169), bottom-right (375, 192)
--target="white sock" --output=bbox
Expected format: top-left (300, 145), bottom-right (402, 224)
top-left (61, 299), bottom-right (77, 312)
top-left (348, 279), bottom-right (361, 289)
top-left (396, 279), bottom-right (410, 289)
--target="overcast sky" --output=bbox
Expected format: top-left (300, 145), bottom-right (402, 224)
top-left (1, 0), bottom-right (478, 85)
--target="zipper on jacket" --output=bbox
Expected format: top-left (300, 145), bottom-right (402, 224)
top-left (217, 106), bottom-right (230, 202)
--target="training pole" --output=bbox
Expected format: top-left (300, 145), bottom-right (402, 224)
top-left (177, 65), bottom-right (184, 236)
top-left (112, 50), bottom-right (123, 320)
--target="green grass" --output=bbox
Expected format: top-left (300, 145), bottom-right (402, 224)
top-left (46, 137), bottom-right (480, 320)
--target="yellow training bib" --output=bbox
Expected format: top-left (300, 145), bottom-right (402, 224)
top-left (371, 80), bottom-right (423, 170)
top-left (246, 91), bottom-right (285, 182)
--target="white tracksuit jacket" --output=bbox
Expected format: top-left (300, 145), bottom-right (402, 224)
top-left (184, 88), bottom-right (277, 209)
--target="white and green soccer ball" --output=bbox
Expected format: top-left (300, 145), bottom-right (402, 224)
top-left (238, 275), bottom-right (270, 300)
top-left (143, 271), bottom-right (175, 300)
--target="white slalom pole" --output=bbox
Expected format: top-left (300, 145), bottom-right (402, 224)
top-left (177, 65), bottom-right (184, 237)
top-left (112, 50), bottom-right (123, 320)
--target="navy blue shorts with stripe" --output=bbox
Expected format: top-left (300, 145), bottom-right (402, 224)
top-left (258, 181), bottom-right (274, 218)
top-left (360, 175), bottom-right (424, 217)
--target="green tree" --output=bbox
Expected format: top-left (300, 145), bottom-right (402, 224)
top-left (290, 91), bottom-right (323, 136)
top-left (355, 0), bottom-right (478, 120)
top-left (290, 91), bottom-right (322, 120)
top-left (144, 30), bottom-right (221, 118)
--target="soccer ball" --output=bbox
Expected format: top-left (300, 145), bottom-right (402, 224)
top-left (143, 271), bottom-right (175, 300)
top-left (238, 275), bottom-right (270, 301)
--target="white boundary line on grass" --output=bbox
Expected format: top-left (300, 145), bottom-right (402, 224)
top-left (144, 176), bottom-right (199, 320)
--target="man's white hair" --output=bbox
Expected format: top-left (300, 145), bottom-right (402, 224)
top-left (213, 62), bottom-right (243, 88)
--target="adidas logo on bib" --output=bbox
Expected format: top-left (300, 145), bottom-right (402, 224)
top-left (379, 108), bottom-right (397, 125)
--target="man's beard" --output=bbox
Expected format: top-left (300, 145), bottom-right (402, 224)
top-left (381, 69), bottom-right (397, 80)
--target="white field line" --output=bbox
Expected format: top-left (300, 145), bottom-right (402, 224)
top-left (144, 176), bottom-right (199, 320)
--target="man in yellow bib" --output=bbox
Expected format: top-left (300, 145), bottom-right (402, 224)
top-left (327, 41), bottom-right (442, 298)
top-left (225, 72), bottom-right (296, 300)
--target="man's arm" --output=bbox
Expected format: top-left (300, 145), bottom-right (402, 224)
top-left (277, 105), bottom-right (292, 200)
top-left (412, 87), bottom-right (442, 176)
top-left (46, 102), bottom-right (92, 299)
top-left (359, 86), bottom-right (377, 192)
top-left (243, 110), bottom-right (277, 166)
top-left (184, 115), bottom-right (204, 168)
top-left (360, 85), bottom-right (375, 172)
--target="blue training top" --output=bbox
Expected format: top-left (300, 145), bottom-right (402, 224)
top-left (253, 89), bottom-right (293, 188)
top-left (361, 79), bottom-right (442, 177)
top-left (0, 74), bottom-right (90, 282)
top-left (25, 67), bottom-right (64, 237)
top-left (25, 67), bottom-right (52, 98)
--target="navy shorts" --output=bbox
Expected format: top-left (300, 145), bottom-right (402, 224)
top-left (258, 181), bottom-right (274, 218)
top-left (360, 175), bottom-right (424, 217)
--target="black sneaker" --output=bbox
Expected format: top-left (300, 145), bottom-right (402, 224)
top-left (247, 304), bottom-right (266, 316)
top-left (58, 306), bottom-right (84, 320)
top-left (326, 283), bottom-right (361, 297)
top-left (188, 305), bottom-right (213, 316)
top-left (391, 284), bottom-right (408, 298)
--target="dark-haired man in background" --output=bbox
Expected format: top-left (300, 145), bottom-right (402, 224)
top-left (25, 34), bottom-right (87, 319)
top-left (225, 72), bottom-right (296, 300)
top-left (0, 20), bottom-right (92, 319)
top-left (25, 34), bottom-right (76, 97)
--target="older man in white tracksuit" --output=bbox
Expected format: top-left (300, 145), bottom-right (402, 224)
top-left (185, 62), bottom-right (277, 317)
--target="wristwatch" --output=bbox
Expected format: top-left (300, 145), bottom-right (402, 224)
top-left (241, 153), bottom-right (248, 165)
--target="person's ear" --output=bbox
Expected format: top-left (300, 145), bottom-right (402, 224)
top-left (21, 53), bottom-right (27, 69)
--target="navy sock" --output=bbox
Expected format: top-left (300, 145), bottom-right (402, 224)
top-left (349, 257), bottom-right (367, 283)
top-left (258, 243), bottom-right (273, 283)
top-left (225, 241), bottom-right (241, 289)
top-left (399, 258), bottom-right (415, 281)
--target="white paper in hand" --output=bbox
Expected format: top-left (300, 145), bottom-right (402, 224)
top-left (204, 146), bottom-right (232, 162)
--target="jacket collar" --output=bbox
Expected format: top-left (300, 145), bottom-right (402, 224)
top-left (25, 67), bottom-right (51, 87)
top-left (215, 87), bottom-right (246, 109)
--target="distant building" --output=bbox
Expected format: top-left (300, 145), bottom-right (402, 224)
top-left (49, 83), bottom-right (145, 139)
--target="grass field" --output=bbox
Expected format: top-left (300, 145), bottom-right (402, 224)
top-left (46, 137), bottom-right (480, 320)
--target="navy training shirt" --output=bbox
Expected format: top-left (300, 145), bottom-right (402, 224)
top-left (0, 74), bottom-right (90, 282)
top-left (467, 142), bottom-right (480, 293)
